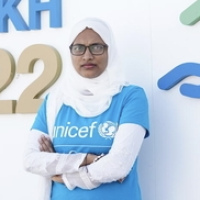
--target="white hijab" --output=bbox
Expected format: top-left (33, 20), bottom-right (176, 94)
top-left (60, 18), bottom-right (128, 117)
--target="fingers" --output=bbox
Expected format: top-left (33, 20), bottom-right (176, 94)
top-left (51, 175), bottom-right (63, 183)
top-left (86, 154), bottom-right (98, 165)
top-left (38, 135), bottom-right (55, 153)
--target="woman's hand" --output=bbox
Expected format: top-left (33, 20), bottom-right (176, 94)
top-left (51, 175), bottom-right (64, 183)
top-left (38, 135), bottom-right (55, 153)
top-left (79, 154), bottom-right (99, 167)
top-left (38, 138), bottom-right (126, 183)
top-left (86, 154), bottom-right (99, 165)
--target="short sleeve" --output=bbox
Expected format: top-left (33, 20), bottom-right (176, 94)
top-left (119, 86), bottom-right (149, 138)
top-left (31, 96), bottom-right (48, 134)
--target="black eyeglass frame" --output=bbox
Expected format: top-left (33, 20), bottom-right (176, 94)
top-left (69, 43), bottom-right (108, 56)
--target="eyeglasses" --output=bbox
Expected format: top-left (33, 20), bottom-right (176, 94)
top-left (69, 43), bottom-right (108, 56)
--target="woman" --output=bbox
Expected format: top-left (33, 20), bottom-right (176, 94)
top-left (23, 18), bottom-right (149, 200)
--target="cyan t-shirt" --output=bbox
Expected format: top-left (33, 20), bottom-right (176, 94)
top-left (32, 85), bottom-right (149, 200)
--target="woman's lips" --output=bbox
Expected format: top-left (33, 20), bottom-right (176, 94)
top-left (81, 64), bottom-right (96, 69)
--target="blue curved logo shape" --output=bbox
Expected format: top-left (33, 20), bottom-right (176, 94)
top-left (157, 62), bottom-right (200, 98)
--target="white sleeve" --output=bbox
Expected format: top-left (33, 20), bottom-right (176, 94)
top-left (62, 123), bottom-right (145, 189)
top-left (23, 129), bottom-right (86, 177)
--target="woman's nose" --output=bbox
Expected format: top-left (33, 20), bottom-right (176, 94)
top-left (83, 48), bottom-right (94, 59)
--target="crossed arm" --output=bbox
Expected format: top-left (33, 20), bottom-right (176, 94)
top-left (38, 134), bottom-right (98, 183)
top-left (23, 123), bottom-right (145, 189)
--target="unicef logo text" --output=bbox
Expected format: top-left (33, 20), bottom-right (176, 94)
top-left (53, 121), bottom-right (118, 139)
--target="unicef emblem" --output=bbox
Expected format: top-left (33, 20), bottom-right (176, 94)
top-left (98, 121), bottom-right (118, 139)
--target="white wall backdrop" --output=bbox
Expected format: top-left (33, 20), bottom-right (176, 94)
top-left (1, 0), bottom-right (200, 200)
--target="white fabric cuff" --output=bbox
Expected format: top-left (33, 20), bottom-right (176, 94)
top-left (62, 167), bottom-right (100, 190)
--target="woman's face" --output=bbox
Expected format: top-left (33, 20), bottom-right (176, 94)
top-left (70, 28), bottom-right (108, 78)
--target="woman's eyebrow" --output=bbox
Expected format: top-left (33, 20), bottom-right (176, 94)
top-left (72, 43), bottom-right (106, 45)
